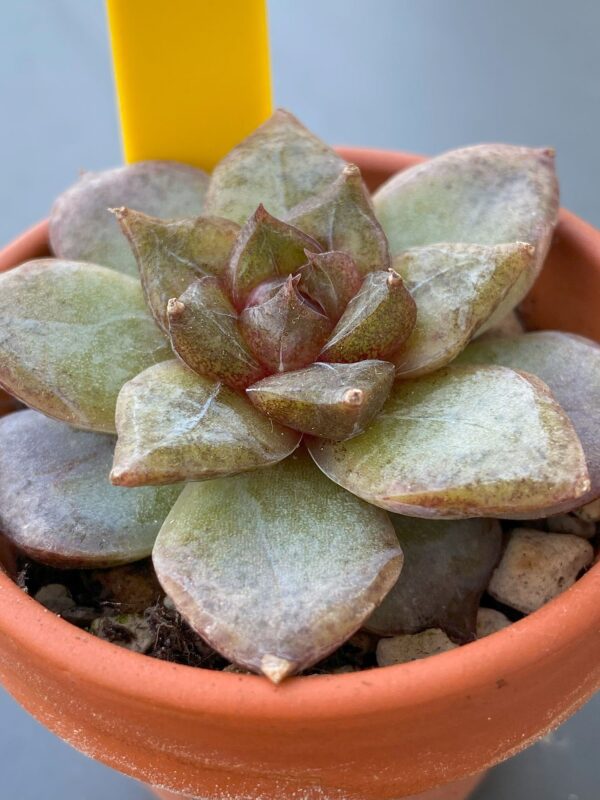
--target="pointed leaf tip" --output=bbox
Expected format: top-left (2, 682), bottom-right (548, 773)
top-left (152, 452), bottom-right (402, 678)
top-left (228, 206), bottom-right (321, 309)
top-left (204, 109), bottom-right (345, 224)
top-left (247, 360), bottom-right (395, 440)
top-left (288, 163), bottom-right (390, 275)
top-left (320, 269), bottom-right (416, 363)
top-left (116, 208), bottom-right (239, 332)
top-left (239, 275), bottom-right (333, 374)
top-left (308, 364), bottom-right (589, 518)
top-left (168, 277), bottom-right (266, 392)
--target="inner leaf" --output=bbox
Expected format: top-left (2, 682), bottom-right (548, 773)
top-left (152, 450), bottom-right (403, 681)
top-left (287, 163), bottom-right (390, 276)
top-left (246, 360), bottom-right (395, 440)
top-left (115, 208), bottom-right (239, 332)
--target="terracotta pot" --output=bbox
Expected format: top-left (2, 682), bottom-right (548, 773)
top-left (0, 148), bottom-right (599, 800)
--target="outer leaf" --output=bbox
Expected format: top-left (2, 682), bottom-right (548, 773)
top-left (308, 364), bottom-right (589, 519)
top-left (373, 145), bottom-right (559, 328)
top-left (366, 516), bottom-right (502, 642)
top-left (239, 276), bottom-right (333, 373)
top-left (247, 360), bottom-right (395, 440)
top-left (114, 208), bottom-right (239, 332)
top-left (320, 270), bottom-right (416, 363)
top-left (456, 331), bottom-right (600, 507)
top-left (0, 410), bottom-right (181, 568)
top-left (228, 205), bottom-right (320, 308)
top-left (203, 109), bottom-right (345, 224)
top-left (111, 360), bottom-right (300, 487)
top-left (49, 161), bottom-right (209, 277)
top-left (152, 450), bottom-right (403, 681)
top-left (0, 260), bottom-right (171, 432)
top-left (297, 251), bottom-right (363, 323)
top-left (391, 242), bottom-right (534, 378)
top-left (288, 164), bottom-right (390, 275)
top-left (168, 277), bottom-right (266, 391)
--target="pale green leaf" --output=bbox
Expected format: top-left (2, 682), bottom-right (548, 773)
top-left (153, 450), bottom-right (403, 681)
top-left (204, 109), bottom-right (345, 224)
top-left (391, 242), bottom-right (534, 378)
top-left (308, 365), bottom-right (589, 518)
top-left (111, 360), bottom-right (300, 487)
top-left (49, 161), bottom-right (209, 277)
top-left (0, 259), bottom-right (171, 432)
top-left (373, 145), bottom-right (559, 328)
top-left (0, 410), bottom-right (180, 568)
top-left (456, 331), bottom-right (600, 507)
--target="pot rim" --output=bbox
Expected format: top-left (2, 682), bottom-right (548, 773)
top-left (0, 146), bottom-right (599, 725)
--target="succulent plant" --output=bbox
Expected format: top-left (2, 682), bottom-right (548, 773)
top-left (0, 109), bottom-right (599, 682)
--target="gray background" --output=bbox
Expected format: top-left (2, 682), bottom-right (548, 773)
top-left (0, 1), bottom-right (598, 798)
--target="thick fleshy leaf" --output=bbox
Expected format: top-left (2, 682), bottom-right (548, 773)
top-left (247, 360), bottom-right (395, 440)
top-left (239, 276), bottom-right (333, 373)
top-left (391, 242), bottom-right (534, 378)
top-left (228, 205), bottom-right (320, 308)
top-left (0, 410), bottom-right (181, 568)
top-left (297, 251), bottom-right (363, 323)
top-left (287, 164), bottom-right (390, 275)
top-left (0, 260), bottom-right (171, 432)
top-left (456, 331), bottom-right (600, 507)
top-left (111, 360), bottom-right (300, 487)
top-left (203, 109), bottom-right (345, 224)
top-left (366, 516), bottom-right (502, 642)
top-left (167, 277), bottom-right (266, 391)
top-left (308, 364), bottom-right (589, 519)
top-left (373, 145), bottom-right (559, 328)
top-left (320, 270), bottom-right (416, 363)
top-left (49, 161), bottom-right (209, 277)
top-left (114, 208), bottom-right (239, 331)
top-left (152, 450), bottom-right (403, 681)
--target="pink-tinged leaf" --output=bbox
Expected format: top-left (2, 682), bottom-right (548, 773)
top-left (287, 164), bottom-right (390, 275)
top-left (228, 205), bottom-right (321, 309)
top-left (203, 109), bottom-right (345, 224)
top-left (297, 251), bottom-right (364, 323)
top-left (49, 161), bottom-right (209, 277)
top-left (114, 208), bottom-right (239, 332)
top-left (308, 365), bottom-right (590, 519)
top-left (391, 242), bottom-right (534, 378)
top-left (247, 360), bottom-right (395, 440)
top-left (366, 516), bottom-right (502, 642)
top-left (239, 275), bottom-right (333, 373)
top-left (320, 270), bottom-right (416, 363)
top-left (152, 450), bottom-right (403, 682)
top-left (373, 144), bottom-right (559, 329)
top-left (457, 331), bottom-right (600, 508)
top-left (0, 410), bottom-right (180, 568)
top-left (167, 277), bottom-right (266, 392)
top-left (111, 360), bottom-right (300, 487)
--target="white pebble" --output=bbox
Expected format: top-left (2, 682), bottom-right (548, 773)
top-left (488, 529), bottom-right (593, 614)
top-left (476, 607), bottom-right (511, 638)
top-left (573, 498), bottom-right (600, 522)
top-left (376, 628), bottom-right (457, 667)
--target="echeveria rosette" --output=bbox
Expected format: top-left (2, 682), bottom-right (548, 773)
top-left (0, 108), bottom-right (595, 683)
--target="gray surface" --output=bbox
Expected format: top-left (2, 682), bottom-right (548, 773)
top-left (0, 1), bottom-right (598, 798)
